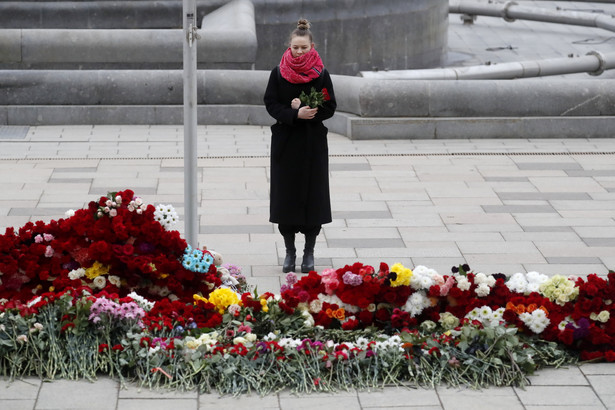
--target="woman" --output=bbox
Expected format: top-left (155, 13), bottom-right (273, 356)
top-left (264, 18), bottom-right (337, 273)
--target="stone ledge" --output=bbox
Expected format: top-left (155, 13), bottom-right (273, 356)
top-left (0, 0), bottom-right (256, 67)
top-left (1, 105), bottom-right (613, 140)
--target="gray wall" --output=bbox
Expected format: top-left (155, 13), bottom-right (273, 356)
top-left (0, 0), bottom-right (449, 75)
top-left (253, 0), bottom-right (449, 75)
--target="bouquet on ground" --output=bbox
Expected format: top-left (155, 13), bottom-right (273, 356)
top-left (299, 87), bottom-right (330, 108)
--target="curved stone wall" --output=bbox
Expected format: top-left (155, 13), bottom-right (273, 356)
top-left (0, 0), bottom-right (449, 75)
top-left (252, 0), bottom-right (449, 75)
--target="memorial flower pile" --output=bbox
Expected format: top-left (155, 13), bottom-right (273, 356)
top-left (1, 190), bottom-right (614, 394)
top-left (0, 190), bottom-right (220, 305)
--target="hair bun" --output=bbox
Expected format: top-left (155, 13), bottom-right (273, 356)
top-left (297, 18), bottom-right (311, 30)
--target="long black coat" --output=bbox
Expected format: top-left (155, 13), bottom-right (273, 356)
top-left (264, 66), bottom-right (337, 226)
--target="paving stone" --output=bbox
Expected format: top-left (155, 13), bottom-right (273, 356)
top-left (9, 207), bottom-right (72, 216)
top-left (329, 163), bottom-right (372, 171)
top-left (482, 205), bottom-right (556, 213)
top-left (583, 238), bottom-right (615, 247)
top-left (200, 225), bottom-right (274, 234)
top-left (496, 192), bottom-right (591, 200)
top-left (457, 241), bottom-right (540, 254)
top-left (117, 398), bottom-right (198, 410)
top-left (278, 393), bottom-right (361, 410)
top-left (437, 386), bottom-right (523, 410)
top-left (357, 386), bottom-right (440, 408)
top-left (523, 226), bottom-right (573, 232)
top-left (516, 162), bottom-right (582, 170)
top-left (199, 393), bottom-right (279, 409)
top-left (36, 377), bottom-right (119, 410)
top-left (527, 366), bottom-right (588, 386)
top-left (514, 386), bottom-right (602, 407)
top-left (327, 238), bottom-right (405, 248)
top-left (323, 227), bottom-right (401, 239)
top-left (0, 378), bottom-right (41, 400)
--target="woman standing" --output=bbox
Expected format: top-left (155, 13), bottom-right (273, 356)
top-left (264, 18), bottom-right (337, 273)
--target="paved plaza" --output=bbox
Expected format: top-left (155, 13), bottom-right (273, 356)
top-left (2, 1), bottom-right (615, 408)
top-left (1, 125), bottom-right (615, 409)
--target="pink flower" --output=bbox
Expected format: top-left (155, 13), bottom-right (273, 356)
top-left (45, 246), bottom-right (54, 258)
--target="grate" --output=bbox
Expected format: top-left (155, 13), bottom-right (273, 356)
top-left (0, 126), bottom-right (29, 139)
top-left (1, 151), bottom-right (614, 161)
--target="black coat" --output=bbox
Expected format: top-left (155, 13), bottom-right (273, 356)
top-left (264, 66), bottom-right (337, 226)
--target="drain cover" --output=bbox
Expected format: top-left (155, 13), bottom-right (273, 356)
top-left (0, 126), bottom-right (29, 139)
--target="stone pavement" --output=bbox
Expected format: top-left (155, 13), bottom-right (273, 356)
top-left (1, 125), bottom-right (615, 409)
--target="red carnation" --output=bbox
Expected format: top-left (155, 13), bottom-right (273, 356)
top-left (321, 88), bottom-right (330, 101)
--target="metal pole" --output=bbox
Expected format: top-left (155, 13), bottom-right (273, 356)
top-left (183, 0), bottom-right (198, 248)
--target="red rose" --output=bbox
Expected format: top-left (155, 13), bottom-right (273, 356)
top-left (321, 88), bottom-right (330, 101)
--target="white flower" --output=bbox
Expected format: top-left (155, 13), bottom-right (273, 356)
top-left (355, 337), bottom-right (370, 350)
top-left (127, 292), bottom-right (154, 311)
top-left (309, 299), bottom-right (323, 313)
top-left (65, 209), bottom-right (76, 218)
top-left (466, 308), bottom-right (480, 321)
top-left (402, 291), bottom-right (431, 317)
top-left (456, 276), bottom-right (471, 291)
top-left (68, 268), bottom-right (86, 280)
top-left (153, 204), bottom-right (179, 230)
top-left (492, 307), bottom-right (505, 321)
top-left (27, 296), bottom-right (42, 308)
top-left (108, 275), bottom-right (121, 287)
top-left (92, 276), bottom-right (107, 289)
top-left (479, 305), bottom-right (493, 320)
top-left (302, 310), bottom-right (315, 327)
top-left (264, 332), bottom-right (278, 341)
top-left (475, 283), bottom-right (491, 297)
top-left (520, 309), bottom-right (550, 334)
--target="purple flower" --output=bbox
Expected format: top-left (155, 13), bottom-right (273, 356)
top-left (256, 341), bottom-right (270, 353)
top-left (286, 272), bottom-right (298, 286)
top-left (342, 271), bottom-right (363, 286)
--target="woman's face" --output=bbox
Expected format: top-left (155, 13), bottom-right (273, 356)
top-left (290, 35), bottom-right (313, 58)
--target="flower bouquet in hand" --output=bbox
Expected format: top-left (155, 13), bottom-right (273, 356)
top-left (299, 87), bottom-right (330, 108)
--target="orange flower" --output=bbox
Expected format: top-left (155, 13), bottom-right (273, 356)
top-left (333, 308), bottom-right (345, 321)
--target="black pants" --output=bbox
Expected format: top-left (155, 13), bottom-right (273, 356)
top-left (278, 224), bottom-right (321, 237)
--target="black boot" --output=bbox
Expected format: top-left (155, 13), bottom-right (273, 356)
top-left (301, 234), bottom-right (317, 273)
top-left (282, 234), bottom-right (296, 273)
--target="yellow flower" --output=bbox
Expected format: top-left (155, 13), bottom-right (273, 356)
top-left (260, 298), bottom-right (269, 313)
top-left (207, 288), bottom-right (240, 314)
top-left (193, 294), bottom-right (208, 304)
top-left (85, 261), bottom-right (110, 280)
top-left (389, 263), bottom-right (412, 287)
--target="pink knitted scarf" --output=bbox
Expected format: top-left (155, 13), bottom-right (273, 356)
top-left (279, 48), bottom-right (324, 84)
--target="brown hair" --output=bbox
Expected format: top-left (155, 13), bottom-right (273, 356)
top-left (290, 18), bottom-right (313, 43)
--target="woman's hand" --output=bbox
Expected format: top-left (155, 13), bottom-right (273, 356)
top-left (297, 106), bottom-right (318, 120)
top-left (291, 98), bottom-right (301, 109)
